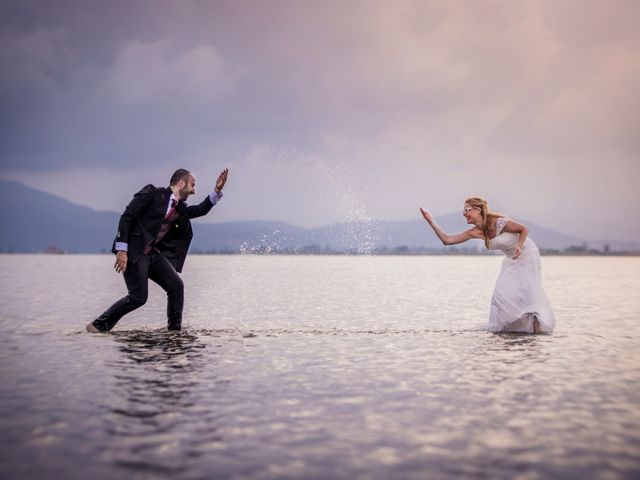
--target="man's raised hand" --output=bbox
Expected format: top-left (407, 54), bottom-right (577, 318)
top-left (215, 168), bottom-right (229, 194)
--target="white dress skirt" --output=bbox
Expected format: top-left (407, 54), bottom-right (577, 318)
top-left (487, 218), bottom-right (555, 333)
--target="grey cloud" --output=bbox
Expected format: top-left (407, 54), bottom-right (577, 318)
top-left (1, 0), bottom-right (639, 240)
top-left (101, 40), bottom-right (233, 105)
top-left (0, 0), bottom-right (326, 170)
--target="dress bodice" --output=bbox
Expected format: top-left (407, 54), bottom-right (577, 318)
top-left (487, 217), bottom-right (537, 259)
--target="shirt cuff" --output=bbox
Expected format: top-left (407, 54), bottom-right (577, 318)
top-left (209, 189), bottom-right (223, 205)
top-left (115, 242), bottom-right (128, 252)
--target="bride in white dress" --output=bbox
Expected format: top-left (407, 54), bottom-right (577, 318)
top-left (420, 197), bottom-right (555, 334)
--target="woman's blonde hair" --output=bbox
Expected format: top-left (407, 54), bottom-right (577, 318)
top-left (464, 197), bottom-right (504, 248)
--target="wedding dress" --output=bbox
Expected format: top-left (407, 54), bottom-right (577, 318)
top-left (487, 217), bottom-right (555, 333)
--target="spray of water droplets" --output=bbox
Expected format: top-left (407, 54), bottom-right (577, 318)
top-left (235, 147), bottom-right (380, 254)
top-left (238, 230), bottom-right (291, 255)
top-left (304, 154), bottom-right (379, 254)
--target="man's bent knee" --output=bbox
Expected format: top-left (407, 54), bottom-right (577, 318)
top-left (167, 277), bottom-right (184, 296)
top-left (128, 292), bottom-right (148, 308)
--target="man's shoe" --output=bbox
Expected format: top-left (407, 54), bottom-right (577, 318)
top-left (167, 315), bottom-right (182, 331)
top-left (86, 322), bottom-right (103, 333)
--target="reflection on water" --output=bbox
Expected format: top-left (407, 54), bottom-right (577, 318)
top-left (110, 329), bottom-right (205, 417)
top-left (0, 255), bottom-right (639, 479)
top-left (101, 330), bottom-right (224, 477)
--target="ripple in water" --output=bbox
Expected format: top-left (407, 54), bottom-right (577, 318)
top-left (0, 255), bottom-right (639, 479)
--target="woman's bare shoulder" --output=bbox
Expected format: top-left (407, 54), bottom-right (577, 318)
top-left (467, 226), bottom-right (484, 239)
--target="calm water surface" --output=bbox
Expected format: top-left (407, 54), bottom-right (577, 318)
top-left (1, 255), bottom-right (639, 479)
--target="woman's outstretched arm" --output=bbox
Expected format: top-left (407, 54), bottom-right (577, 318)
top-left (420, 208), bottom-right (479, 245)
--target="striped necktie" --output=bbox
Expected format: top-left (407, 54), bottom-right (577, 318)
top-left (165, 199), bottom-right (178, 219)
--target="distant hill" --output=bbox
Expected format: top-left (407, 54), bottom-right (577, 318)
top-left (2, 180), bottom-right (119, 253)
top-left (1, 180), bottom-right (637, 253)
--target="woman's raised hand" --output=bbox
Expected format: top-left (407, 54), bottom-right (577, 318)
top-left (420, 207), bottom-right (433, 224)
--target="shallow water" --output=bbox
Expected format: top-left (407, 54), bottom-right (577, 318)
top-left (1, 255), bottom-right (639, 479)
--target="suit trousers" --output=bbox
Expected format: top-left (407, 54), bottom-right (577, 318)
top-left (93, 251), bottom-right (184, 331)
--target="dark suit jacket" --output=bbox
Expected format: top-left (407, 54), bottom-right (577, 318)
top-left (111, 184), bottom-right (215, 272)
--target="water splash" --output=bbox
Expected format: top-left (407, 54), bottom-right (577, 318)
top-left (306, 155), bottom-right (379, 254)
top-left (236, 146), bottom-right (381, 254)
top-left (238, 229), bottom-right (291, 255)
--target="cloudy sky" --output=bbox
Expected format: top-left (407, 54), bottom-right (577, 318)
top-left (1, 0), bottom-right (638, 240)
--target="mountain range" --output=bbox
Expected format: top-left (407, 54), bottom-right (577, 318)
top-left (2, 180), bottom-right (637, 253)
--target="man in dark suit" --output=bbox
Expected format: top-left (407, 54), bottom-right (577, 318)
top-left (87, 168), bottom-right (229, 333)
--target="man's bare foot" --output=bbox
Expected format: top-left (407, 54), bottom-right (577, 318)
top-left (86, 322), bottom-right (106, 333)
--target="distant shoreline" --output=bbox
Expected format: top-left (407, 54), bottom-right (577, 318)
top-left (2, 251), bottom-right (639, 257)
